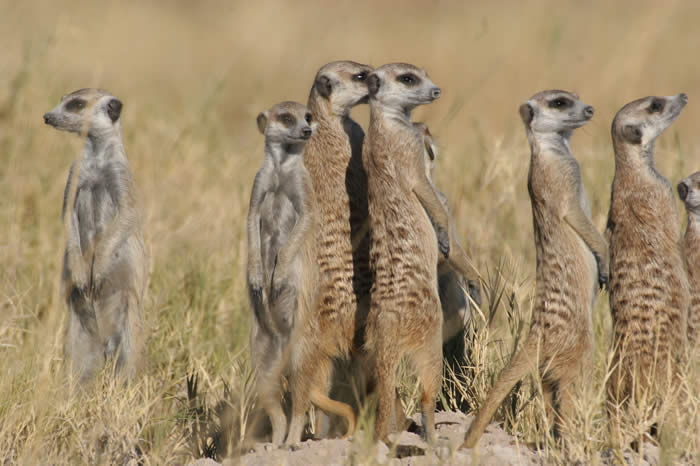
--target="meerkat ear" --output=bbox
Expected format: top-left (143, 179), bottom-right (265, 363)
top-left (107, 98), bottom-right (122, 123)
top-left (678, 181), bottom-right (689, 201)
top-left (622, 124), bottom-right (642, 145)
top-left (315, 75), bottom-right (332, 99)
top-left (368, 74), bottom-right (381, 96)
top-left (519, 103), bottom-right (534, 125)
top-left (256, 112), bottom-right (268, 134)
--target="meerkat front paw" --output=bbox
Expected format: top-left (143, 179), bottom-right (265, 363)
top-left (436, 226), bottom-right (450, 259)
top-left (594, 253), bottom-right (609, 290)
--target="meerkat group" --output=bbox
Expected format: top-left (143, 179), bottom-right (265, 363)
top-left (43, 65), bottom-right (695, 453)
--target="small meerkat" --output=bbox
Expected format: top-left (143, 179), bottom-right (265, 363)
top-left (247, 101), bottom-right (319, 445)
top-left (43, 88), bottom-right (148, 384)
top-left (363, 63), bottom-right (449, 444)
top-left (284, 60), bottom-right (374, 444)
top-left (462, 90), bottom-right (607, 448)
top-left (606, 94), bottom-right (690, 439)
top-left (678, 172), bottom-right (700, 347)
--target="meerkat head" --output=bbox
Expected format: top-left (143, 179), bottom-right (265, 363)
top-left (43, 88), bottom-right (123, 138)
top-left (367, 63), bottom-right (441, 117)
top-left (256, 101), bottom-right (317, 145)
top-left (519, 90), bottom-right (594, 135)
top-left (310, 60), bottom-right (374, 116)
top-left (612, 93), bottom-right (688, 149)
top-left (678, 171), bottom-right (700, 216)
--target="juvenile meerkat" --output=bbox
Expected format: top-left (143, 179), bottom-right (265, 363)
top-left (363, 63), bottom-right (449, 444)
top-left (247, 101), bottom-right (318, 445)
top-left (284, 60), bottom-right (373, 444)
top-left (678, 172), bottom-right (700, 347)
top-left (606, 94), bottom-right (690, 435)
top-left (43, 88), bottom-right (148, 384)
top-left (462, 90), bottom-right (608, 448)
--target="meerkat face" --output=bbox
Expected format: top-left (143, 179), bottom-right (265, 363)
top-left (519, 90), bottom-right (594, 133)
top-left (43, 88), bottom-right (122, 136)
top-left (312, 60), bottom-right (374, 115)
top-left (257, 101), bottom-right (317, 144)
top-left (612, 93), bottom-right (688, 147)
top-left (678, 171), bottom-right (700, 214)
top-left (367, 63), bottom-right (441, 113)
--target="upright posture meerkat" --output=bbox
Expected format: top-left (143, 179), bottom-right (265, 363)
top-left (247, 101), bottom-right (318, 445)
top-left (363, 63), bottom-right (450, 444)
top-left (284, 60), bottom-right (374, 444)
top-left (463, 90), bottom-right (607, 448)
top-left (606, 94), bottom-right (690, 437)
top-left (43, 88), bottom-right (148, 384)
top-left (414, 122), bottom-right (480, 413)
top-left (678, 172), bottom-right (700, 347)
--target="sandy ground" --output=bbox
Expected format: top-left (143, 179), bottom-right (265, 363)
top-left (188, 411), bottom-right (662, 465)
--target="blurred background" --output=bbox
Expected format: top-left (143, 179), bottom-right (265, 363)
top-left (1, 0), bottom-right (698, 461)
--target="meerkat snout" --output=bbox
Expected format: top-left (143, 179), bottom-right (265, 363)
top-left (301, 126), bottom-right (313, 139)
top-left (583, 105), bottom-right (594, 118)
top-left (431, 87), bottom-right (441, 99)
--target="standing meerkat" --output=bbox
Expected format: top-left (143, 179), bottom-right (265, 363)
top-left (284, 60), bottom-right (374, 444)
top-left (247, 101), bottom-right (318, 445)
top-left (606, 94), bottom-right (690, 439)
top-left (43, 88), bottom-right (148, 384)
top-left (462, 90), bottom-right (608, 448)
top-left (363, 63), bottom-right (450, 444)
top-left (414, 122), bottom-right (481, 413)
top-left (678, 172), bottom-right (700, 347)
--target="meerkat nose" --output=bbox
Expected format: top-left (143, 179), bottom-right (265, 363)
top-left (584, 106), bottom-right (594, 118)
top-left (431, 87), bottom-right (442, 99)
top-left (43, 113), bottom-right (52, 124)
top-left (679, 93), bottom-right (689, 104)
top-left (301, 127), bottom-right (312, 139)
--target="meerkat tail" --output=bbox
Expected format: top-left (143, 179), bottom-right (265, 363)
top-left (462, 337), bottom-right (539, 448)
top-left (310, 388), bottom-right (356, 438)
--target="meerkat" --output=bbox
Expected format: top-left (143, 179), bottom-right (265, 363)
top-left (678, 172), bottom-right (700, 347)
top-left (247, 101), bottom-right (318, 445)
top-left (606, 94), bottom-right (690, 440)
top-left (414, 122), bottom-right (481, 413)
top-left (43, 88), bottom-right (148, 384)
top-left (283, 61), bottom-right (374, 444)
top-left (462, 90), bottom-right (608, 448)
top-left (362, 63), bottom-right (452, 444)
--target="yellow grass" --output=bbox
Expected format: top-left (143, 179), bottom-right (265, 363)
top-left (1, 0), bottom-right (699, 463)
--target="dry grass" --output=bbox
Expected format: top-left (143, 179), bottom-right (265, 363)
top-left (1, 0), bottom-right (699, 463)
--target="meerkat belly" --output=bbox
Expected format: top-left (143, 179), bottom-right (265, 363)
top-left (609, 223), bottom-right (685, 358)
top-left (259, 192), bottom-right (298, 292)
top-left (532, 221), bottom-right (596, 346)
top-left (369, 183), bottom-right (439, 314)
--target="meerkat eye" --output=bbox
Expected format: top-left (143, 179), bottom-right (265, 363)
top-left (649, 98), bottom-right (665, 113)
top-left (397, 73), bottom-right (418, 86)
top-left (65, 98), bottom-right (87, 112)
top-left (305, 113), bottom-right (312, 124)
top-left (549, 97), bottom-right (572, 109)
top-left (279, 113), bottom-right (295, 127)
top-left (353, 72), bottom-right (367, 82)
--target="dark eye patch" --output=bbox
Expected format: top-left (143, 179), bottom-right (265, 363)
top-left (65, 98), bottom-right (87, 112)
top-left (648, 98), bottom-right (665, 114)
top-left (278, 113), bottom-right (296, 127)
top-left (548, 97), bottom-right (573, 109)
top-left (397, 73), bottom-right (420, 86)
top-left (352, 72), bottom-right (367, 82)
top-left (305, 113), bottom-right (312, 124)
